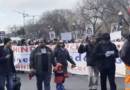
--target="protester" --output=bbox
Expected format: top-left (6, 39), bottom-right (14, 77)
top-left (12, 41), bottom-right (18, 46)
top-left (121, 37), bottom-right (126, 42)
top-left (17, 41), bottom-right (22, 46)
top-left (21, 39), bottom-right (27, 46)
top-left (53, 63), bottom-right (69, 90)
top-left (0, 38), bottom-right (16, 90)
top-left (93, 33), bottom-right (118, 90)
top-left (29, 38), bottom-right (56, 90)
top-left (78, 36), bottom-right (99, 90)
top-left (28, 40), bottom-right (34, 45)
top-left (49, 40), bottom-right (54, 45)
top-left (119, 33), bottom-right (130, 90)
top-left (53, 40), bottom-right (76, 89)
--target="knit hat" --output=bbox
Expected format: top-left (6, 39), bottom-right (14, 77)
top-left (4, 38), bottom-right (11, 45)
top-left (102, 33), bottom-right (110, 41)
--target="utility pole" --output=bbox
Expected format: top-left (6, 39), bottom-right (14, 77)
top-left (12, 10), bottom-right (29, 27)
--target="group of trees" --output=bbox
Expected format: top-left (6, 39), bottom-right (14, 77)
top-left (7, 0), bottom-right (130, 39)
top-left (7, 25), bottom-right (25, 37)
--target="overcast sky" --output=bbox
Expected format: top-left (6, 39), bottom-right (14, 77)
top-left (0, 0), bottom-right (79, 32)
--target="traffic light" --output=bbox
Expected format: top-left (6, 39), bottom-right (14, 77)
top-left (119, 20), bottom-right (122, 29)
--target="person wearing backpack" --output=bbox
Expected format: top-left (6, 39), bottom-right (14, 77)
top-left (53, 40), bottom-right (76, 90)
top-left (93, 33), bottom-right (118, 90)
top-left (78, 36), bottom-right (99, 90)
top-left (119, 33), bottom-right (130, 90)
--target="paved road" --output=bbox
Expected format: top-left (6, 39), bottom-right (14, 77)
top-left (16, 73), bottom-right (125, 90)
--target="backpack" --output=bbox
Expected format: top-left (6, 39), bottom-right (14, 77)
top-left (6, 74), bottom-right (21, 90)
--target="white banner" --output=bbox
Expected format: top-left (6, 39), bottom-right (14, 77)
top-left (12, 42), bottom-right (125, 77)
top-left (61, 32), bottom-right (72, 40)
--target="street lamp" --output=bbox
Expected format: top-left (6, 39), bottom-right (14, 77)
top-left (50, 28), bottom-right (53, 31)
top-left (72, 23), bottom-right (76, 40)
top-left (118, 11), bottom-right (129, 27)
top-left (118, 12), bottom-right (123, 16)
top-left (77, 20), bottom-right (81, 39)
top-left (30, 33), bottom-right (32, 39)
top-left (38, 31), bottom-right (40, 38)
top-left (118, 12), bottom-right (123, 29)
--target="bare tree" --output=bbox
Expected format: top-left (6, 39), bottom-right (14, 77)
top-left (7, 25), bottom-right (21, 37)
top-left (75, 0), bottom-right (106, 35)
top-left (39, 9), bottom-right (74, 36)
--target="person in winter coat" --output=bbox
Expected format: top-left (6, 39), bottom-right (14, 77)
top-left (78, 36), bottom-right (99, 90)
top-left (0, 38), bottom-right (16, 90)
top-left (30, 38), bottom-right (56, 90)
top-left (93, 33), bottom-right (118, 90)
top-left (119, 32), bottom-right (130, 90)
top-left (53, 40), bottom-right (76, 89)
top-left (53, 63), bottom-right (69, 90)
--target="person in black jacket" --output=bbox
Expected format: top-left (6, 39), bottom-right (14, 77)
top-left (93, 33), bottom-right (118, 90)
top-left (0, 38), bottom-right (16, 90)
top-left (78, 36), bottom-right (99, 90)
top-left (53, 40), bottom-right (76, 89)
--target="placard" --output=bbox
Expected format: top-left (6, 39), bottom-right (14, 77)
top-left (111, 23), bottom-right (119, 33)
top-left (85, 24), bottom-right (94, 36)
top-left (61, 32), bottom-right (72, 40)
top-left (49, 31), bottom-right (56, 40)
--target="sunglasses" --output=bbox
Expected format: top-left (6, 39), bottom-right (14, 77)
top-left (59, 42), bottom-right (64, 44)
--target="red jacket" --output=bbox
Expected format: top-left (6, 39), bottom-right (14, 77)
top-left (53, 63), bottom-right (69, 84)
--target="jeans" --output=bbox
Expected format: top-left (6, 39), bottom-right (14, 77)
top-left (56, 83), bottom-right (64, 90)
top-left (0, 72), bottom-right (14, 90)
top-left (88, 66), bottom-right (99, 89)
top-left (36, 72), bottom-right (51, 90)
top-left (100, 68), bottom-right (116, 90)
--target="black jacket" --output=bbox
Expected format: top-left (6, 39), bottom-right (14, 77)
top-left (119, 40), bottom-right (130, 66)
top-left (0, 46), bottom-right (16, 74)
top-left (30, 46), bottom-right (56, 74)
top-left (53, 47), bottom-right (76, 66)
top-left (93, 42), bottom-right (118, 70)
top-left (78, 44), bottom-right (97, 66)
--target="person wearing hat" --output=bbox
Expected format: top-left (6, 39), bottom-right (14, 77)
top-left (93, 33), bottom-right (118, 90)
top-left (0, 38), bottom-right (16, 90)
top-left (53, 40), bottom-right (76, 89)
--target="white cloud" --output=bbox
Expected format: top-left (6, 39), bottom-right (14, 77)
top-left (0, 12), bottom-right (6, 17)
top-left (0, 0), bottom-right (80, 31)
top-left (1, 0), bottom-right (79, 10)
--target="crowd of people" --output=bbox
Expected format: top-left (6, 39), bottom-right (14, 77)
top-left (8, 38), bottom-right (81, 46)
top-left (0, 33), bottom-right (130, 90)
